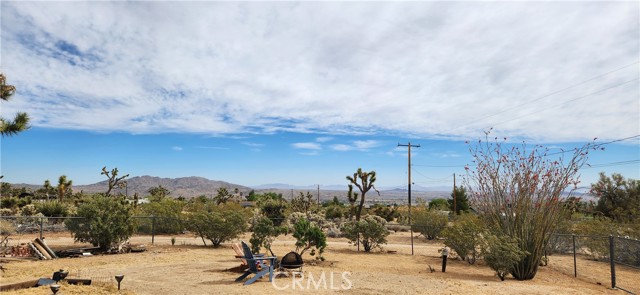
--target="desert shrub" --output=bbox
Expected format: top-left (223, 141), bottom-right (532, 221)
top-left (1, 197), bottom-right (18, 210)
top-left (137, 198), bottom-right (185, 234)
top-left (483, 233), bottom-right (529, 281)
top-left (250, 215), bottom-right (286, 256)
top-left (65, 196), bottom-right (135, 251)
top-left (386, 222), bottom-right (410, 232)
top-left (465, 136), bottom-right (593, 280)
top-left (36, 201), bottom-right (69, 217)
top-left (0, 208), bottom-right (14, 216)
top-left (184, 203), bottom-right (247, 248)
top-left (325, 205), bottom-right (346, 219)
top-left (19, 204), bottom-right (37, 216)
top-left (428, 198), bottom-right (449, 211)
top-left (412, 208), bottom-right (448, 240)
top-left (573, 217), bottom-right (626, 260)
top-left (341, 215), bottom-right (389, 252)
top-left (286, 212), bottom-right (329, 231)
top-left (258, 198), bottom-right (288, 226)
top-left (441, 213), bottom-right (484, 264)
top-left (293, 218), bottom-right (327, 260)
top-left (370, 204), bottom-right (400, 222)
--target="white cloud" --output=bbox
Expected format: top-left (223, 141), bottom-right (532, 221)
top-left (330, 140), bottom-right (381, 151)
top-left (292, 142), bottom-right (322, 150)
top-left (172, 146), bottom-right (183, 151)
top-left (2, 1), bottom-right (638, 142)
top-left (316, 137), bottom-right (333, 142)
top-left (330, 144), bottom-right (353, 151)
top-left (242, 142), bottom-right (264, 148)
top-left (353, 140), bottom-right (382, 150)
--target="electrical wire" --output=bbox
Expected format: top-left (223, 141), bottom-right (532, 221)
top-left (446, 61), bottom-right (639, 132)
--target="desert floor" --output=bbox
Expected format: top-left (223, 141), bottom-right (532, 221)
top-left (1, 232), bottom-right (638, 295)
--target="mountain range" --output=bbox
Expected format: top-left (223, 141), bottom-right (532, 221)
top-left (8, 175), bottom-right (452, 200)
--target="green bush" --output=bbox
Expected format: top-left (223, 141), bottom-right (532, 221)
top-left (573, 217), bottom-right (629, 260)
top-left (137, 198), bottom-right (185, 234)
top-left (293, 218), bottom-right (327, 260)
top-left (65, 196), bottom-right (135, 251)
top-left (441, 213), bottom-right (483, 264)
top-left (370, 204), bottom-right (400, 222)
top-left (341, 215), bottom-right (389, 252)
top-left (36, 201), bottom-right (69, 217)
top-left (258, 198), bottom-right (288, 226)
top-left (250, 215), bottom-right (286, 255)
top-left (185, 203), bottom-right (247, 248)
top-left (483, 233), bottom-right (529, 281)
top-left (324, 205), bottom-right (345, 220)
top-left (1, 197), bottom-right (18, 210)
top-left (412, 208), bottom-right (448, 240)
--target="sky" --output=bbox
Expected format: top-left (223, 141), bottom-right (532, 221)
top-left (1, 1), bottom-right (639, 189)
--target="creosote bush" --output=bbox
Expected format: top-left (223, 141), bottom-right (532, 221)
top-left (441, 213), bottom-right (483, 264)
top-left (65, 196), bottom-right (135, 251)
top-left (341, 215), bottom-right (389, 252)
top-left (412, 208), bottom-right (448, 240)
top-left (184, 202), bottom-right (247, 248)
top-left (483, 233), bottom-right (529, 281)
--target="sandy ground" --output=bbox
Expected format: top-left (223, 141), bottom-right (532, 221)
top-left (1, 232), bottom-right (638, 295)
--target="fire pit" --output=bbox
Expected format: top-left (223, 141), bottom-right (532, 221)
top-left (279, 251), bottom-right (303, 272)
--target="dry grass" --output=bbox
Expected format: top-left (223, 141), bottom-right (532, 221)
top-left (1, 232), bottom-right (638, 294)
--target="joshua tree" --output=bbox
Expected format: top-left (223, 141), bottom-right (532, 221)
top-left (346, 168), bottom-right (380, 221)
top-left (101, 167), bottom-right (129, 197)
top-left (0, 73), bottom-right (30, 137)
top-left (56, 175), bottom-right (72, 203)
top-left (464, 134), bottom-right (594, 280)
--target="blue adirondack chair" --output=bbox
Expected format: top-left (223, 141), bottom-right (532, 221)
top-left (235, 241), bottom-right (277, 285)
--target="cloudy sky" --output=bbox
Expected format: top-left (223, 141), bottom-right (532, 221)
top-left (1, 1), bottom-right (638, 188)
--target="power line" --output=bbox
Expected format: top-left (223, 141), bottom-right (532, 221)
top-left (483, 78), bottom-right (638, 129)
top-left (584, 160), bottom-right (640, 169)
top-left (547, 134), bottom-right (640, 156)
top-left (446, 61), bottom-right (639, 132)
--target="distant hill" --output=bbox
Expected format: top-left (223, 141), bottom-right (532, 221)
top-left (10, 176), bottom-right (251, 199)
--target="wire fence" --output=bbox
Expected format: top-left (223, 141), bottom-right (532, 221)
top-left (2, 215), bottom-right (638, 294)
top-left (0, 215), bottom-right (184, 245)
top-left (547, 233), bottom-right (639, 294)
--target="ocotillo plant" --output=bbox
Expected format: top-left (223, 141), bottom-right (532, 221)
top-left (464, 134), bottom-right (595, 280)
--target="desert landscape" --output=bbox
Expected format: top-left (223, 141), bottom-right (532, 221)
top-left (2, 232), bottom-right (638, 295)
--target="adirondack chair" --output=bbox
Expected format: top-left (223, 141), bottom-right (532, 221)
top-left (231, 243), bottom-right (247, 266)
top-left (232, 242), bottom-right (265, 267)
top-left (235, 242), bottom-right (277, 285)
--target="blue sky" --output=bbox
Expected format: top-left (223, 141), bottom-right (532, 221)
top-left (1, 1), bottom-right (639, 188)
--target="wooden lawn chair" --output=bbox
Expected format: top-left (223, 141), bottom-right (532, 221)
top-left (234, 241), bottom-right (277, 285)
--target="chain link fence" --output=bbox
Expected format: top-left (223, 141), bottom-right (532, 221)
top-left (547, 233), bottom-right (639, 294)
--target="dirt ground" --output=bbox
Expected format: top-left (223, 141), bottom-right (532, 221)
top-left (1, 232), bottom-right (638, 295)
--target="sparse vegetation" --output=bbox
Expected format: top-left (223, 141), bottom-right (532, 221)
top-left (65, 196), bottom-right (136, 251)
top-left (412, 208), bottom-right (448, 240)
top-left (184, 202), bottom-right (247, 248)
top-left (341, 215), bottom-right (389, 252)
top-left (441, 213), bottom-right (483, 264)
top-left (292, 218), bottom-right (327, 260)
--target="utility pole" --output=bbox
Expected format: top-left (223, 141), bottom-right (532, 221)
top-left (398, 142), bottom-right (420, 255)
top-left (317, 185), bottom-right (320, 205)
top-left (453, 173), bottom-right (456, 214)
